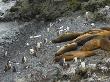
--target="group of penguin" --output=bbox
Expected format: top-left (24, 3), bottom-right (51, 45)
top-left (4, 26), bottom-right (110, 72)
top-left (4, 56), bottom-right (26, 72)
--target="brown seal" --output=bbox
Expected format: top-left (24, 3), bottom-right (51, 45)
top-left (84, 28), bottom-right (103, 34)
top-left (80, 39), bottom-right (101, 51)
top-left (55, 51), bottom-right (96, 62)
top-left (55, 42), bottom-right (77, 56)
top-left (100, 27), bottom-right (110, 31)
top-left (71, 33), bottom-right (98, 46)
top-left (51, 32), bottom-right (83, 43)
top-left (100, 38), bottom-right (110, 51)
top-left (96, 30), bottom-right (110, 38)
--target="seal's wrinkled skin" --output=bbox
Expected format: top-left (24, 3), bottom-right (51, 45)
top-left (80, 39), bottom-right (101, 51)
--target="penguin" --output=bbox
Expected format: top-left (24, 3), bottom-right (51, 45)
top-left (12, 66), bottom-right (16, 72)
top-left (22, 56), bottom-right (27, 63)
top-left (29, 47), bottom-right (37, 56)
top-left (85, 12), bottom-right (89, 21)
top-left (91, 23), bottom-right (96, 28)
top-left (59, 58), bottom-right (70, 69)
top-left (4, 61), bottom-right (12, 72)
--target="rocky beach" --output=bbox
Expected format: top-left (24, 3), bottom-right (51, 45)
top-left (0, 0), bottom-right (110, 82)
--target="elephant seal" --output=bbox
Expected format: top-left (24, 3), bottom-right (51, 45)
top-left (96, 30), bottom-right (110, 38)
top-left (80, 39), bottom-right (101, 51)
top-left (84, 28), bottom-right (103, 34)
top-left (55, 42), bottom-right (77, 56)
top-left (100, 27), bottom-right (110, 31)
top-left (52, 32), bottom-right (83, 43)
top-left (71, 33), bottom-right (98, 46)
top-left (100, 38), bottom-right (110, 51)
top-left (55, 51), bottom-right (95, 62)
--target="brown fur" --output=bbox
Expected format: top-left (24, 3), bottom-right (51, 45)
top-left (84, 28), bottom-right (103, 34)
top-left (55, 42), bottom-right (77, 56)
top-left (80, 39), bottom-right (101, 51)
top-left (100, 27), bottom-right (110, 31)
top-left (71, 33), bottom-right (98, 46)
top-left (96, 30), bottom-right (110, 38)
top-left (52, 32), bottom-right (83, 43)
top-left (100, 38), bottom-right (110, 51)
top-left (55, 51), bottom-right (95, 62)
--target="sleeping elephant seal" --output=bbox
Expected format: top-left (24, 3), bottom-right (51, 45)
top-left (55, 42), bottom-right (77, 56)
top-left (84, 28), bottom-right (103, 34)
top-left (100, 38), bottom-right (110, 51)
top-left (96, 30), bottom-right (110, 38)
top-left (51, 32), bottom-right (83, 43)
top-left (55, 51), bottom-right (96, 62)
top-left (80, 39), bottom-right (101, 51)
top-left (100, 27), bottom-right (110, 31)
top-left (71, 33), bottom-right (98, 46)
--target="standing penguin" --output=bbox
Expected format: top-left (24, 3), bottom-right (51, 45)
top-left (4, 51), bottom-right (8, 57)
top-left (91, 23), bottom-right (96, 28)
top-left (12, 66), bottom-right (16, 72)
top-left (30, 46), bottom-right (37, 56)
top-left (4, 60), bottom-right (12, 72)
top-left (59, 58), bottom-right (70, 69)
top-left (22, 56), bottom-right (27, 64)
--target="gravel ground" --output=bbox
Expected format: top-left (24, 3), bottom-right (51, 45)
top-left (0, 11), bottom-right (110, 82)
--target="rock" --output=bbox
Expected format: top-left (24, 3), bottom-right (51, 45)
top-left (10, 7), bottom-right (19, 12)
top-left (81, 0), bottom-right (108, 12)
top-left (2, 0), bottom-right (9, 3)
top-left (68, 0), bottom-right (81, 11)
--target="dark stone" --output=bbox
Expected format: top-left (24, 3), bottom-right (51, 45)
top-left (62, 74), bottom-right (70, 80)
